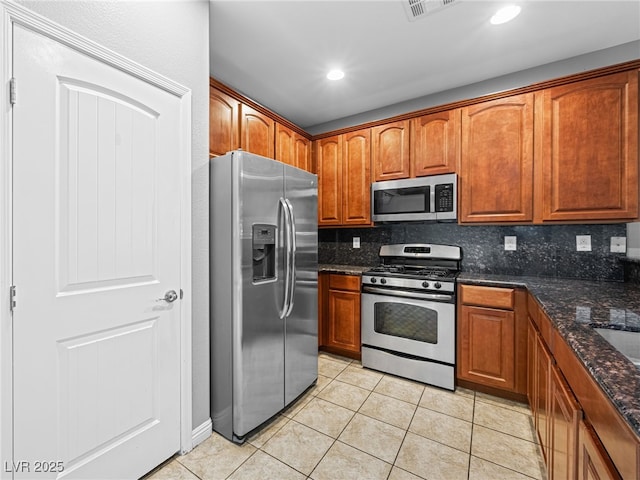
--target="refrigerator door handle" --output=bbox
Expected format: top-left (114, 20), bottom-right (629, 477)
top-left (278, 197), bottom-right (291, 319)
top-left (284, 198), bottom-right (296, 317)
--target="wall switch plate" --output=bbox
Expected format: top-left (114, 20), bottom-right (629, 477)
top-left (576, 235), bottom-right (591, 252)
top-left (353, 237), bottom-right (360, 249)
top-left (610, 236), bottom-right (626, 253)
top-left (504, 236), bottom-right (517, 251)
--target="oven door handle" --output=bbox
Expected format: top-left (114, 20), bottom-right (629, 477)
top-left (362, 286), bottom-right (453, 302)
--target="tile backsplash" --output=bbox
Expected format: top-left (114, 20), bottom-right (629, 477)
top-left (319, 223), bottom-right (628, 281)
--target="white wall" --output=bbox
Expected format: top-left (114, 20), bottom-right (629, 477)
top-left (16, 0), bottom-right (211, 431)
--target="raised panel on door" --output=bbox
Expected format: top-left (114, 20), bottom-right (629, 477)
top-left (209, 87), bottom-right (240, 157)
top-left (317, 136), bottom-right (343, 225)
top-left (372, 120), bottom-right (410, 181)
top-left (241, 104), bottom-right (275, 158)
top-left (327, 290), bottom-right (360, 352)
top-left (550, 366), bottom-right (581, 480)
top-left (275, 122), bottom-right (295, 166)
top-left (294, 132), bottom-right (311, 172)
top-left (411, 109), bottom-right (460, 176)
top-left (458, 305), bottom-right (515, 390)
top-left (342, 129), bottom-right (371, 225)
top-left (460, 93), bottom-right (534, 223)
top-left (536, 71), bottom-right (639, 222)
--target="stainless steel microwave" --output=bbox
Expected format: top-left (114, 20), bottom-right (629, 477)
top-left (371, 174), bottom-right (457, 223)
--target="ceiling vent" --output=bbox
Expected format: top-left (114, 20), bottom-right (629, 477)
top-left (403, 0), bottom-right (457, 21)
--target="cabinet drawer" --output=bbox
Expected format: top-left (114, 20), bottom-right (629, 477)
top-left (329, 274), bottom-right (360, 291)
top-left (460, 284), bottom-right (515, 310)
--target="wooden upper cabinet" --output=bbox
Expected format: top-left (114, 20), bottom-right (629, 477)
top-left (276, 123), bottom-right (295, 167)
top-left (372, 120), bottom-right (410, 181)
top-left (293, 133), bottom-right (311, 172)
top-left (460, 93), bottom-right (534, 223)
top-left (342, 129), bottom-right (371, 225)
top-left (411, 109), bottom-right (460, 176)
top-left (535, 71), bottom-right (639, 222)
top-left (241, 104), bottom-right (275, 158)
top-left (275, 123), bottom-right (311, 171)
top-left (317, 135), bottom-right (343, 225)
top-left (209, 87), bottom-right (240, 158)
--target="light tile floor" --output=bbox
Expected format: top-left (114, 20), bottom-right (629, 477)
top-left (144, 353), bottom-right (546, 480)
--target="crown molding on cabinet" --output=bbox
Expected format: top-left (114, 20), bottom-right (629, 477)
top-left (209, 77), bottom-right (311, 140)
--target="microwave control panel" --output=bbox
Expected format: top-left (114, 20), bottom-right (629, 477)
top-left (435, 184), bottom-right (454, 212)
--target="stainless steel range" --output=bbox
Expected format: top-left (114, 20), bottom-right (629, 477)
top-left (361, 244), bottom-right (462, 390)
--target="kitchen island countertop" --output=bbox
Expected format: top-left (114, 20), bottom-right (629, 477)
top-left (458, 272), bottom-right (640, 439)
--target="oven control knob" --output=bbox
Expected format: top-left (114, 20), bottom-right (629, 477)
top-left (434, 282), bottom-right (442, 289)
top-left (380, 278), bottom-right (387, 285)
top-left (370, 277), bottom-right (377, 284)
top-left (422, 281), bottom-right (430, 288)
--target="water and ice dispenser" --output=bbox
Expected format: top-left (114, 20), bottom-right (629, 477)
top-left (252, 224), bottom-right (276, 282)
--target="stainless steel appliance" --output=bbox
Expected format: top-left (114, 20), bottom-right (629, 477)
top-left (361, 244), bottom-right (462, 390)
top-left (371, 173), bottom-right (457, 223)
top-left (210, 150), bottom-right (318, 443)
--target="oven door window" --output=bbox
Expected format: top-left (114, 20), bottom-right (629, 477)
top-left (374, 302), bottom-right (438, 344)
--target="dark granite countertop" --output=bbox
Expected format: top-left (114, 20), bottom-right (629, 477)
top-left (458, 273), bottom-right (640, 438)
top-left (318, 264), bottom-right (371, 275)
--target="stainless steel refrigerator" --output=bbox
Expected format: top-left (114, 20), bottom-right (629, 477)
top-left (210, 150), bottom-right (318, 443)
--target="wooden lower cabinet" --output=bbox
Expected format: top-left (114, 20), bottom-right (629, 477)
top-left (457, 284), bottom-right (527, 396)
top-left (578, 421), bottom-right (621, 480)
top-left (318, 273), bottom-right (361, 359)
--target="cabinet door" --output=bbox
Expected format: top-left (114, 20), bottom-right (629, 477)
top-left (578, 421), bottom-right (621, 480)
top-left (326, 289), bottom-right (361, 355)
top-left (536, 333), bottom-right (552, 463)
top-left (241, 104), bottom-right (275, 158)
top-left (372, 120), bottom-right (410, 181)
top-left (342, 129), bottom-right (371, 225)
top-left (317, 136), bottom-right (343, 225)
top-left (458, 305), bottom-right (515, 390)
top-left (527, 318), bottom-right (538, 415)
top-left (275, 123), bottom-right (295, 167)
top-left (536, 71), bottom-right (638, 222)
top-left (460, 93), bottom-right (534, 223)
top-left (209, 87), bottom-right (240, 158)
top-left (550, 366), bottom-right (581, 480)
top-left (293, 132), bottom-right (311, 172)
top-left (411, 109), bottom-right (460, 176)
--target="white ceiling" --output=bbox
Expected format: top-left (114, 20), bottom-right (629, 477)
top-left (209, 1), bottom-right (640, 131)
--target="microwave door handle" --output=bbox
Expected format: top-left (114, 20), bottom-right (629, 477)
top-left (429, 184), bottom-right (435, 214)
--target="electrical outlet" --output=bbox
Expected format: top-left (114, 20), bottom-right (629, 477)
top-left (353, 237), bottom-right (360, 249)
top-left (610, 236), bottom-right (626, 253)
top-left (576, 235), bottom-right (591, 252)
top-left (504, 236), bottom-right (517, 251)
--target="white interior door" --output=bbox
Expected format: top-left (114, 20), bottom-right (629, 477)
top-left (12, 23), bottom-right (182, 479)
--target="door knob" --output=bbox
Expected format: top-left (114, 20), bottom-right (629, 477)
top-left (157, 290), bottom-right (178, 303)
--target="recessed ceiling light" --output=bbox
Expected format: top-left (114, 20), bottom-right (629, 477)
top-left (490, 5), bottom-right (521, 25)
top-left (327, 69), bottom-right (345, 81)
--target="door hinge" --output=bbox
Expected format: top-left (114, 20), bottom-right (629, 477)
top-left (9, 77), bottom-right (16, 106)
top-left (9, 286), bottom-right (16, 312)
